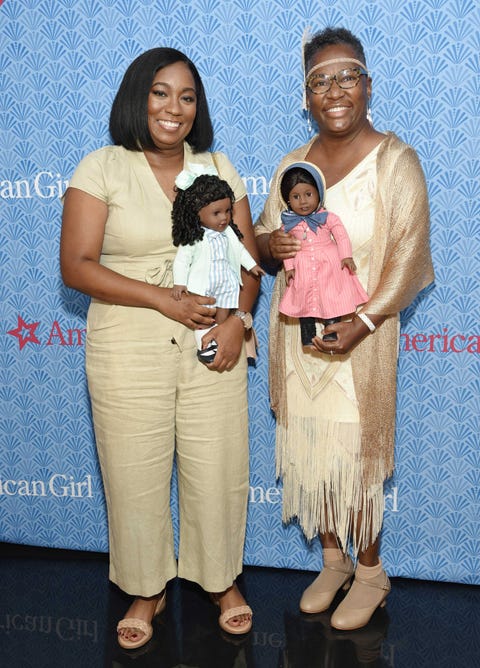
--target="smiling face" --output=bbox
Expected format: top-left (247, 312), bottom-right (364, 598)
top-left (287, 183), bottom-right (320, 216)
top-left (147, 61), bottom-right (197, 149)
top-left (306, 44), bottom-right (371, 138)
top-left (198, 197), bottom-right (233, 232)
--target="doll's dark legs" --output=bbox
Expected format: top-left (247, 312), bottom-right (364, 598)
top-left (322, 317), bottom-right (341, 341)
top-left (299, 317), bottom-right (316, 346)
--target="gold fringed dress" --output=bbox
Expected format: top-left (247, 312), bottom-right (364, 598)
top-left (255, 133), bottom-right (434, 553)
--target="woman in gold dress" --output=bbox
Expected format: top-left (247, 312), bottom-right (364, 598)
top-left (255, 27), bottom-right (434, 630)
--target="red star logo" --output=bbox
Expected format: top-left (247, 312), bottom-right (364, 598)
top-left (7, 316), bottom-right (41, 350)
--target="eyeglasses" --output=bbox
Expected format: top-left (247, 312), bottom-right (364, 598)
top-left (306, 67), bottom-right (368, 95)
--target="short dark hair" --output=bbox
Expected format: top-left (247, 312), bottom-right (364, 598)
top-left (172, 174), bottom-right (241, 246)
top-left (109, 47), bottom-right (213, 153)
top-left (304, 27), bottom-right (367, 70)
top-left (280, 167), bottom-right (318, 205)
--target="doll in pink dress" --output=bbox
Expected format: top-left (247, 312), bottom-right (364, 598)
top-left (279, 161), bottom-right (369, 346)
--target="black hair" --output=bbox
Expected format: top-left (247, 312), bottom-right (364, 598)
top-left (109, 47), bottom-right (213, 153)
top-left (172, 174), bottom-right (242, 246)
top-left (280, 167), bottom-right (319, 206)
top-left (304, 27), bottom-right (367, 70)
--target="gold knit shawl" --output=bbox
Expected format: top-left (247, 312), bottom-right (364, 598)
top-left (255, 133), bottom-right (435, 488)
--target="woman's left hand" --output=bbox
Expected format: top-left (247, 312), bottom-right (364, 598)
top-left (311, 317), bottom-right (369, 356)
top-left (201, 316), bottom-right (245, 372)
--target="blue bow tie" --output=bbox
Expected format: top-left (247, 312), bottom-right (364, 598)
top-left (281, 209), bottom-right (328, 233)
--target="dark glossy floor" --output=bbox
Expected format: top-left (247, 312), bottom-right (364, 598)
top-left (1, 543), bottom-right (479, 668)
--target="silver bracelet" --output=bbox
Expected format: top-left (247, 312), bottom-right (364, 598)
top-left (357, 312), bottom-right (376, 333)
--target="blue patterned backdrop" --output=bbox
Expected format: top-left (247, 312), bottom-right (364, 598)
top-left (1, 0), bottom-right (479, 587)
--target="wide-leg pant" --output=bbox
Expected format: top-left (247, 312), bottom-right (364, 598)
top-left (86, 300), bottom-right (249, 596)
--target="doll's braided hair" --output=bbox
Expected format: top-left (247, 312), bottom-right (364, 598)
top-left (172, 174), bottom-right (242, 246)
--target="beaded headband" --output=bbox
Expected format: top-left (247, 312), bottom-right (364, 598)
top-left (305, 57), bottom-right (368, 81)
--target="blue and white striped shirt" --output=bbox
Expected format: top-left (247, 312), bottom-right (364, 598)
top-left (204, 228), bottom-right (239, 308)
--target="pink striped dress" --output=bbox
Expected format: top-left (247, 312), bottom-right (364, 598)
top-left (279, 211), bottom-right (368, 319)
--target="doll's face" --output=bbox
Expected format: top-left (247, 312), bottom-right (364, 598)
top-left (287, 183), bottom-right (320, 216)
top-left (198, 197), bottom-right (232, 232)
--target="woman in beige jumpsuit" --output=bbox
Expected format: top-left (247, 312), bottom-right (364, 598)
top-left (60, 48), bottom-right (259, 648)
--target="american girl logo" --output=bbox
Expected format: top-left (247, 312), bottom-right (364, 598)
top-left (0, 172), bottom-right (69, 199)
top-left (401, 328), bottom-right (480, 354)
top-left (7, 317), bottom-right (85, 350)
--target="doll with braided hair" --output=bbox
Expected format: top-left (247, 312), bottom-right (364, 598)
top-left (172, 172), bottom-right (264, 363)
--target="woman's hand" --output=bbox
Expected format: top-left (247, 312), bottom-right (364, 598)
top-left (311, 317), bottom-right (370, 356)
top-left (200, 315), bottom-right (245, 372)
top-left (161, 292), bottom-right (216, 330)
top-left (268, 229), bottom-right (301, 261)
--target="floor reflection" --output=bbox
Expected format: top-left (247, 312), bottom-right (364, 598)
top-left (1, 543), bottom-right (479, 668)
top-left (282, 608), bottom-right (389, 667)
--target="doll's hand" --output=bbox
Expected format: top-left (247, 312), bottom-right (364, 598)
top-left (250, 265), bottom-right (266, 277)
top-left (172, 285), bottom-right (188, 301)
top-left (285, 269), bottom-right (295, 285)
top-left (201, 315), bottom-right (244, 372)
top-left (269, 229), bottom-right (301, 261)
top-left (341, 257), bottom-right (357, 274)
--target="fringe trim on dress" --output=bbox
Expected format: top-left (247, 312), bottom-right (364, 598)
top-left (276, 415), bottom-right (385, 556)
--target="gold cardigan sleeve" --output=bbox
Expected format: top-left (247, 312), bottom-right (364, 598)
top-left (363, 134), bottom-right (434, 315)
top-left (352, 133), bottom-right (434, 487)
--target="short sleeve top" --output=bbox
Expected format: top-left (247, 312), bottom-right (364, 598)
top-left (67, 143), bottom-right (246, 281)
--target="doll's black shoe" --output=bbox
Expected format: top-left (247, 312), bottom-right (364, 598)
top-left (322, 318), bottom-right (340, 342)
top-left (197, 341), bottom-right (217, 364)
top-left (300, 318), bottom-right (317, 346)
